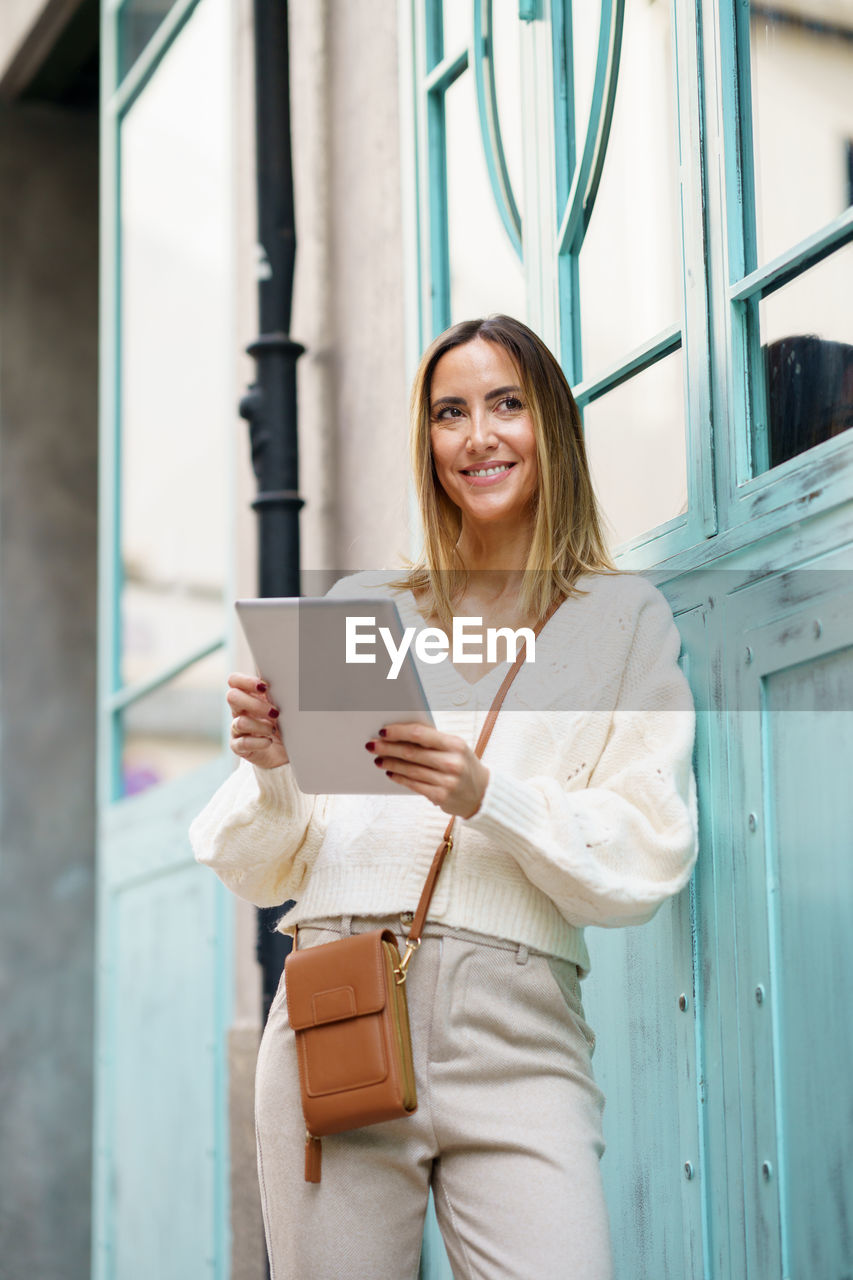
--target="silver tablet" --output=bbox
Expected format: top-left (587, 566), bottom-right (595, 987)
top-left (235, 597), bottom-right (434, 794)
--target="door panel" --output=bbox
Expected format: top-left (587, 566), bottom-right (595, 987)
top-left (583, 893), bottom-right (704, 1278)
top-left (582, 601), bottom-right (708, 1279)
top-left (766, 648), bottom-right (853, 1278)
top-left (93, 758), bottom-right (233, 1280)
top-left (730, 568), bottom-right (853, 1280)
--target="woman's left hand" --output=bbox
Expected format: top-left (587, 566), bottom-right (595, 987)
top-left (366, 724), bottom-right (489, 819)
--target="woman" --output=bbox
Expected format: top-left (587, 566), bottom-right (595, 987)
top-left (190, 315), bottom-right (698, 1279)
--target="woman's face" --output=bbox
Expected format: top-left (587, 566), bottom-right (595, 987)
top-left (429, 338), bottom-right (539, 535)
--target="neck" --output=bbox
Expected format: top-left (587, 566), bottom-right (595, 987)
top-left (456, 519), bottom-right (531, 569)
top-left (454, 520), bottom-right (533, 601)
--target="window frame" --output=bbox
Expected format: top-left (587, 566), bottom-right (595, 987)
top-left (708, 0), bottom-right (853, 539)
top-left (402, 0), bottom-right (716, 569)
top-left (98, 0), bottom-right (233, 807)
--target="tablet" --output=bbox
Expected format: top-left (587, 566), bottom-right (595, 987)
top-left (235, 597), bottom-right (435, 794)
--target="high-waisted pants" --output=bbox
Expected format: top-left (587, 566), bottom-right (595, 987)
top-left (254, 915), bottom-right (614, 1280)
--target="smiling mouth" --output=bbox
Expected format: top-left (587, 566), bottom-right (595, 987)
top-left (460, 463), bottom-right (516, 477)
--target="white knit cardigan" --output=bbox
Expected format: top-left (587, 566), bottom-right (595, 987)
top-left (190, 570), bottom-right (699, 974)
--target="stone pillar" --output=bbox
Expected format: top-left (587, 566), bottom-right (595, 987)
top-left (0, 100), bottom-right (99, 1280)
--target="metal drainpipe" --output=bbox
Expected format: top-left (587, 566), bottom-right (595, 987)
top-left (238, 0), bottom-right (303, 1034)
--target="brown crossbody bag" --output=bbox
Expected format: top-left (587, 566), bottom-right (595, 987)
top-left (284, 617), bottom-right (547, 1182)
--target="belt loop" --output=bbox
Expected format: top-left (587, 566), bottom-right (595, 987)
top-left (515, 943), bottom-right (529, 966)
top-left (340, 915), bottom-right (352, 937)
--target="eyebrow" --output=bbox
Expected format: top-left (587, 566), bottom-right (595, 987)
top-left (430, 384), bottom-right (522, 410)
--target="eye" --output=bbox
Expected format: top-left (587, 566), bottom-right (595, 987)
top-left (432, 405), bottom-right (464, 422)
top-left (497, 396), bottom-right (524, 413)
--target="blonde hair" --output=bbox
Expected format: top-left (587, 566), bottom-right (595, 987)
top-left (395, 315), bottom-right (616, 626)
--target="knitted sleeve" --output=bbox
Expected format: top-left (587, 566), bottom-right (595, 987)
top-left (189, 759), bottom-right (331, 907)
top-left (465, 584), bottom-right (699, 928)
top-left (188, 571), bottom-right (384, 904)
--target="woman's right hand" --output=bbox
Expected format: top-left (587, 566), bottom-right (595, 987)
top-left (226, 673), bottom-right (289, 770)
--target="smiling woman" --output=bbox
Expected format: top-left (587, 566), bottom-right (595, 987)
top-left (190, 314), bottom-right (699, 1279)
top-left (429, 339), bottom-right (539, 524)
top-left (407, 313), bottom-right (614, 632)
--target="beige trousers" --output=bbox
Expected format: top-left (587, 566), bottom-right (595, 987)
top-left (255, 916), bottom-right (614, 1280)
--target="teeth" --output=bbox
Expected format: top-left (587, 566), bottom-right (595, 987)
top-left (466, 464), bottom-right (512, 477)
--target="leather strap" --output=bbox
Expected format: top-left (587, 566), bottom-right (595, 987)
top-left (403, 601), bottom-right (559, 955)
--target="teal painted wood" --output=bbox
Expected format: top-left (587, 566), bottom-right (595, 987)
top-left (105, 637), bottom-right (225, 714)
top-left (424, 47), bottom-right (469, 92)
top-left (424, 0), bottom-right (444, 72)
top-left (404, 5), bottom-right (853, 1277)
top-left (582, 600), bottom-right (710, 1279)
top-left (707, 0), bottom-right (853, 537)
top-left (583, 894), bottom-right (705, 1276)
top-left (472, 0), bottom-right (523, 257)
top-left (97, 0), bottom-right (124, 807)
top-left (412, 0), bottom-right (436, 347)
top-left (422, 0), bottom-right (461, 335)
top-left (109, 2), bottom-right (199, 115)
top-left (93, 758), bottom-right (234, 1280)
top-left (427, 79), bottom-right (452, 336)
top-left (763, 649), bottom-right (853, 1278)
top-left (671, 0), bottom-right (717, 545)
top-left (726, 563), bottom-right (853, 1279)
top-left (95, 2), bottom-right (234, 1277)
top-left (97, 0), bottom-right (211, 805)
top-left (573, 322), bottom-right (682, 407)
top-left (729, 206), bottom-right (853, 305)
top-left (554, 0), bottom-right (624, 257)
top-left (719, 0), bottom-right (771, 486)
top-left (718, 0), bottom-right (758, 286)
top-left (550, 0), bottom-right (581, 382)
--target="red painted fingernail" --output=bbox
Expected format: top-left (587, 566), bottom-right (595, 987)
top-left (385, 771), bottom-right (393, 778)
top-left (256, 681), bottom-right (267, 693)
top-left (378, 728), bottom-right (387, 738)
top-left (374, 757), bottom-right (383, 767)
top-left (365, 741), bottom-right (375, 751)
top-left (268, 707), bottom-right (280, 719)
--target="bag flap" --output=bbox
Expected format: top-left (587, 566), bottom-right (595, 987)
top-left (285, 929), bottom-right (398, 1031)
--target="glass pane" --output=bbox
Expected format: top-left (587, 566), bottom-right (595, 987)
top-left (119, 0), bottom-right (179, 79)
top-left (576, 0), bottom-right (681, 377)
top-left (582, 352), bottom-right (687, 548)
top-left (442, 0), bottom-right (470, 58)
top-left (757, 245), bottom-right (853, 473)
top-left (568, 0), bottom-right (601, 177)
top-left (119, 0), bottom-right (231, 689)
top-left (445, 68), bottom-right (526, 323)
top-left (121, 648), bottom-right (227, 797)
top-left (749, 4), bottom-right (853, 265)
top-left (491, 0), bottom-right (523, 202)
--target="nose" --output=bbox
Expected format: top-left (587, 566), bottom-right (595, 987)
top-left (465, 407), bottom-right (497, 451)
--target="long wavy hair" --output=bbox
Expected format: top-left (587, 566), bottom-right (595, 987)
top-left (395, 314), bottom-right (617, 627)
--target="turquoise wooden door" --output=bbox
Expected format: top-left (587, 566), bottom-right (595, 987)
top-left (404, 0), bottom-right (853, 1275)
top-left (93, 1), bottom-right (235, 1275)
top-left (724, 564), bottom-right (853, 1279)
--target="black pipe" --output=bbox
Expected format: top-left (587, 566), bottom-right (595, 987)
top-left (239, 0), bottom-right (303, 1035)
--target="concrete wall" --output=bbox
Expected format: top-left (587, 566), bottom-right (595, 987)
top-left (0, 100), bottom-right (99, 1280)
top-left (289, 0), bottom-right (411, 577)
